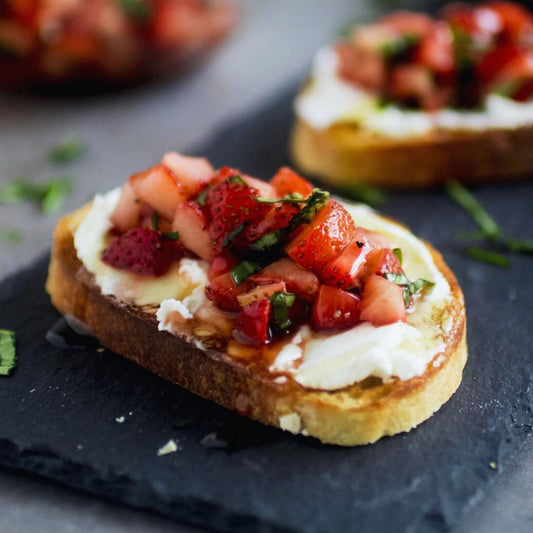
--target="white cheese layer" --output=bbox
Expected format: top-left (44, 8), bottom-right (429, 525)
top-left (74, 190), bottom-right (452, 391)
top-left (295, 46), bottom-right (533, 137)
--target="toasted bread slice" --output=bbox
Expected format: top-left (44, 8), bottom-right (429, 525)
top-left (46, 204), bottom-right (467, 446)
top-left (291, 117), bottom-right (533, 188)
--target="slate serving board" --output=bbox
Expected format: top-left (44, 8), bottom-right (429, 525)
top-left (1, 86), bottom-right (532, 533)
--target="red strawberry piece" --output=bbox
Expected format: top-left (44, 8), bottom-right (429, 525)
top-left (101, 228), bottom-right (175, 276)
top-left (237, 281), bottom-right (287, 308)
top-left (204, 272), bottom-right (253, 312)
top-left (161, 152), bottom-right (214, 198)
top-left (270, 167), bottom-right (314, 198)
top-left (320, 235), bottom-right (374, 289)
top-left (208, 250), bottom-right (240, 281)
top-left (285, 199), bottom-right (356, 274)
top-left (233, 299), bottom-right (272, 345)
top-left (110, 182), bottom-right (142, 234)
top-left (172, 200), bottom-right (213, 261)
top-left (250, 258), bottom-right (319, 301)
top-left (360, 248), bottom-right (403, 280)
top-left (360, 275), bottom-right (407, 326)
top-left (205, 180), bottom-right (271, 253)
top-left (245, 202), bottom-right (301, 244)
top-left (311, 285), bottom-right (361, 331)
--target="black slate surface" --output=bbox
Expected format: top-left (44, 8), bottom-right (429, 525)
top-left (1, 86), bottom-right (533, 533)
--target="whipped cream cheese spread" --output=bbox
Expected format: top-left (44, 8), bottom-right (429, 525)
top-left (74, 190), bottom-right (451, 391)
top-left (296, 46), bottom-right (533, 137)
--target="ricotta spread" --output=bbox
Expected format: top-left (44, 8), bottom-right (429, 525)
top-left (295, 46), bottom-right (533, 137)
top-left (74, 190), bottom-right (452, 391)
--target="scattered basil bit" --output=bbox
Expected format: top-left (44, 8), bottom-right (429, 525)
top-left (253, 193), bottom-right (307, 204)
top-left (0, 177), bottom-right (72, 214)
top-left (385, 273), bottom-right (435, 307)
top-left (467, 247), bottom-right (510, 268)
top-left (381, 33), bottom-right (419, 59)
top-left (0, 228), bottom-right (22, 245)
top-left (0, 329), bottom-right (16, 376)
top-left (164, 231), bottom-right (180, 241)
top-left (151, 210), bottom-right (160, 230)
top-left (49, 136), bottom-right (85, 163)
top-left (392, 248), bottom-right (403, 265)
top-left (222, 223), bottom-right (246, 248)
top-left (249, 230), bottom-right (282, 252)
top-left (270, 292), bottom-right (296, 331)
top-left (506, 238), bottom-right (533, 254)
top-left (231, 260), bottom-right (262, 286)
top-left (445, 180), bottom-right (501, 239)
top-left (114, 0), bottom-right (150, 20)
top-left (341, 183), bottom-right (387, 206)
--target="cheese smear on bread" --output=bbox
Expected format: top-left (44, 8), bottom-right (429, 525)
top-left (74, 190), bottom-right (451, 391)
top-left (296, 46), bottom-right (533, 137)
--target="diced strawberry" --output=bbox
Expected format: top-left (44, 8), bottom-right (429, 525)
top-left (356, 227), bottom-right (394, 249)
top-left (233, 299), bottom-right (272, 345)
top-left (311, 285), bottom-right (361, 331)
top-left (477, 42), bottom-right (523, 82)
top-left (129, 164), bottom-right (186, 221)
top-left (250, 258), bottom-right (319, 301)
top-left (212, 166), bottom-right (242, 183)
top-left (172, 200), bottom-right (213, 261)
top-left (161, 152), bottom-right (214, 198)
top-left (270, 167), bottom-right (314, 198)
top-left (379, 11), bottom-right (434, 37)
top-left (110, 182), bottom-right (142, 233)
top-left (320, 237), bottom-right (373, 289)
top-left (336, 41), bottom-right (387, 91)
top-left (360, 275), bottom-right (407, 326)
top-left (285, 199), bottom-right (356, 274)
top-left (360, 248), bottom-right (403, 280)
top-left (485, 1), bottom-right (533, 42)
top-left (101, 228), bottom-right (177, 277)
top-left (415, 21), bottom-right (454, 75)
top-left (205, 272), bottom-right (253, 312)
top-left (205, 179), bottom-right (271, 253)
top-left (208, 251), bottom-right (240, 281)
top-left (237, 281), bottom-right (286, 308)
top-left (245, 202), bottom-right (301, 244)
top-left (241, 176), bottom-right (277, 198)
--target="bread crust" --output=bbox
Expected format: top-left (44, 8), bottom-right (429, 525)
top-left (291, 117), bottom-right (533, 188)
top-left (46, 207), bottom-right (467, 446)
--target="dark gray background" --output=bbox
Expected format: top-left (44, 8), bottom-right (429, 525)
top-left (0, 1), bottom-right (532, 532)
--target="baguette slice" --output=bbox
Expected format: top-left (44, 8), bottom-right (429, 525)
top-left (46, 202), bottom-right (467, 446)
top-left (291, 117), bottom-right (533, 188)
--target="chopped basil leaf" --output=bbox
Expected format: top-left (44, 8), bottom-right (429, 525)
top-left (151, 210), bottom-right (160, 230)
top-left (0, 177), bottom-right (72, 214)
top-left (381, 33), bottom-right (419, 59)
top-left (385, 273), bottom-right (435, 307)
top-left (164, 231), bottom-right (180, 241)
top-left (0, 329), bottom-right (16, 376)
top-left (342, 183), bottom-right (387, 206)
top-left (392, 248), bottom-right (403, 265)
top-left (195, 187), bottom-right (209, 206)
top-left (249, 230), bottom-right (282, 252)
top-left (0, 228), bottom-right (22, 245)
top-left (114, 0), bottom-right (150, 20)
top-left (288, 188), bottom-right (329, 230)
top-left (445, 180), bottom-right (501, 239)
top-left (49, 136), bottom-right (85, 163)
top-left (231, 260), bottom-right (262, 286)
top-left (467, 247), bottom-right (510, 268)
top-left (253, 193), bottom-right (307, 204)
top-left (227, 175), bottom-right (247, 186)
top-left (222, 224), bottom-right (246, 248)
top-left (270, 292), bottom-right (296, 331)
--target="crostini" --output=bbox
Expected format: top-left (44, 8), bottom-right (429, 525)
top-left (0, 0), bottom-right (238, 86)
top-left (46, 153), bottom-right (467, 446)
top-left (291, 1), bottom-right (533, 187)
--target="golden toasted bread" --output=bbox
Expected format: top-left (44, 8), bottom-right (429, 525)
top-left (46, 203), bottom-right (467, 446)
top-left (291, 117), bottom-right (533, 188)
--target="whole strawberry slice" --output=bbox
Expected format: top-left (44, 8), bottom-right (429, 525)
top-left (205, 179), bottom-right (271, 253)
top-left (101, 228), bottom-right (175, 276)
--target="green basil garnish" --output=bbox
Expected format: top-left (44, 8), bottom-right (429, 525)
top-left (151, 210), bottom-right (160, 231)
top-left (393, 248), bottom-right (403, 265)
top-left (231, 260), bottom-right (262, 286)
top-left (253, 193), bottom-right (307, 204)
top-left (380, 33), bottom-right (419, 59)
top-left (270, 292), bottom-right (296, 331)
top-left (222, 223), bottom-right (246, 248)
top-left (467, 247), bottom-right (510, 268)
top-left (385, 273), bottom-right (435, 307)
top-left (163, 231), bottom-right (180, 241)
top-left (49, 136), bottom-right (85, 163)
